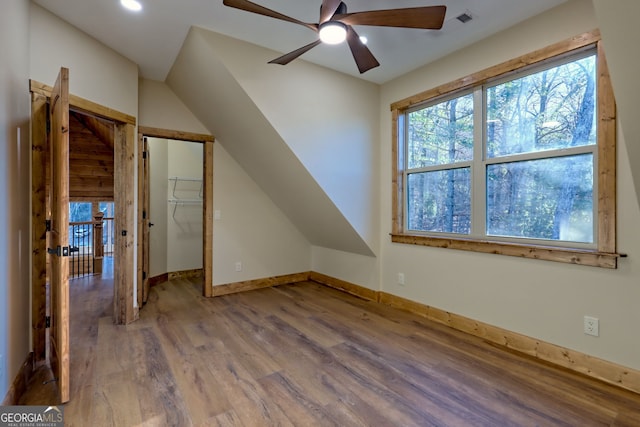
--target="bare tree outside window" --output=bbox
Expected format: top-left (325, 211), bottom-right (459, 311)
top-left (403, 52), bottom-right (597, 244)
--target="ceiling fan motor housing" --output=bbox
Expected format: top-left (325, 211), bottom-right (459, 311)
top-left (322, 1), bottom-right (347, 17)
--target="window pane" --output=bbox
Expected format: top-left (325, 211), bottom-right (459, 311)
top-left (99, 202), bottom-right (114, 217)
top-left (486, 154), bottom-right (593, 242)
top-left (407, 93), bottom-right (474, 168)
top-left (69, 202), bottom-right (92, 222)
top-left (486, 55), bottom-right (596, 158)
top-left (407, 168), bottom-right (471, 233)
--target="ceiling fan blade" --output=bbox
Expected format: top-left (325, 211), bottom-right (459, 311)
top-left (319, 0), bottom-right (343, 24)
top-left (335, 5), bottom-right (447, 29)
top-left (223, 0), bottom-right (318, 31)
top-left (345, 26), bottom-right (380, 74)
top-left (268, 40), bottom-right (323, 65)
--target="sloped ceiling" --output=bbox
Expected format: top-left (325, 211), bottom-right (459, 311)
top-left (591, 0), bottom-right (640, 208)
top-left (66, 113), bottom-right (114, 201)
top-left (167, 27), bottom-right (376, 256)
top-left (33, 0), bottom-right (568, 83)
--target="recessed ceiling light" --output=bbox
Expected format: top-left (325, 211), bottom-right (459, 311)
top-left (359, 36), bottom-right (368, 45)
top-left (121, 0), bottom-right (142, 12)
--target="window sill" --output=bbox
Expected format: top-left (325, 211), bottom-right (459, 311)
top-left (390, 233), bottom-right (620, 269)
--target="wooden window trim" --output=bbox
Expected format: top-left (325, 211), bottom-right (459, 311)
top-left (390, 29), bottom-right (619, 268)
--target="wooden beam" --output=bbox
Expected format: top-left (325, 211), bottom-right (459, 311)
top-left (67, 164), bottom-right (113, 177)
top-left (68, 151), bottom-right (113, 160)
top-left (69, 177), bottom-right (114, 191)
top-left (72, 111), bottom-right (115, 151)
top-left (70, 196), bottom-right (114, 202)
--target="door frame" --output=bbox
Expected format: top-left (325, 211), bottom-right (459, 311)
top-left (137, 126), bottom-right (214, 299)
top-left (31, 79), bottom-right (138, 362)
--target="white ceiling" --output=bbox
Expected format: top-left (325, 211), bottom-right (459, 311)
top-left (33, 0), bottom-right (567, 84)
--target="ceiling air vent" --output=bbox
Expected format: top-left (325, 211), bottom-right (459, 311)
top-left (456, 12), bottom-right (473, 24)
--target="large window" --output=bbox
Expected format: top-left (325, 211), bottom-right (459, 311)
top-left (392, 31), bottom-right (618, 268)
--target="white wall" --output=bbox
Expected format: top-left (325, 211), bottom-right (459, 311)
top-left (148, 138), bottom-right (206, 276)
top-left (138, 79), bottom-right (210, 134)
top-left (167, 140), bottom-right (203, 272)
top-left (213, 143), bottom-right (311, 285)
top-left (148, 138), bottom-right (168, 278)
top-left (311, 246), bottom-right (379, 291)
top-left (148, 138), bottom-right (312, 284)
top-left (186, 32), bottom-right (382, 289)
top-left (140, 80), bottom-right (311, 283)
top-left (379, 0), bottom-right (640, 370)
top-left (204, 33), bottom-right (381, 251)
top-left (168, 29), bottom-right (375, 257)
top-left (139, 80), bottom-right (209, 277)
top-left (29, 3), bottom-right (138, 117)
top-left (0, 0), bottom-right (31, 400)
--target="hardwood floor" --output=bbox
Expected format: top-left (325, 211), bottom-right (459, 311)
top-left (20, 272), bottom-right (640, 426)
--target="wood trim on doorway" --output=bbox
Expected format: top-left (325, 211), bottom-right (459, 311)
top-left (137, 126), bottom-right (214, 299)
top-left (30, 81), bottom-right (136, 125)
top-left (30, 80), bottom-right (137, 334)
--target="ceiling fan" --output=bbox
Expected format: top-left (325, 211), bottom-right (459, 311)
top-left (222, 0), bottom-right (447, 74)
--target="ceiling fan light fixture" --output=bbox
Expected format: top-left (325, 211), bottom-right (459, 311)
top-left (319, 21), bottom-right (347, 45)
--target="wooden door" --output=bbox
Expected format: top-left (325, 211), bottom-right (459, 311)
top-left (142, 137), bottom-right (151, 304)
top-left (48, 67), bottom-right (71, 403)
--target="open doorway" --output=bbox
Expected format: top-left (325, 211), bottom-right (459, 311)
top-left (137, 127), bottom-right (214, 303)
top-left (30, 79), bottom-right (137, 376)
top-left (148, 139), bottom-right (202, 283)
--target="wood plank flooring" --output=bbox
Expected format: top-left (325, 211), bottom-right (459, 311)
top-left (20, 272), bottom-right (640, 426)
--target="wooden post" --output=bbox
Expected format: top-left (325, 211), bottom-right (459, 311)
top-left (93, 211), bottom-right (104, 274)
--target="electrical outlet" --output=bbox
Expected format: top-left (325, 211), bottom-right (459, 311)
top-left (235, 261), bottom-right (242, 272)
top-left (397, 273), bottom-right (405, 286)
top-left (214, 210), bottom-right (221, 220)
top-left (584, 316), bottom-right (599, 336)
